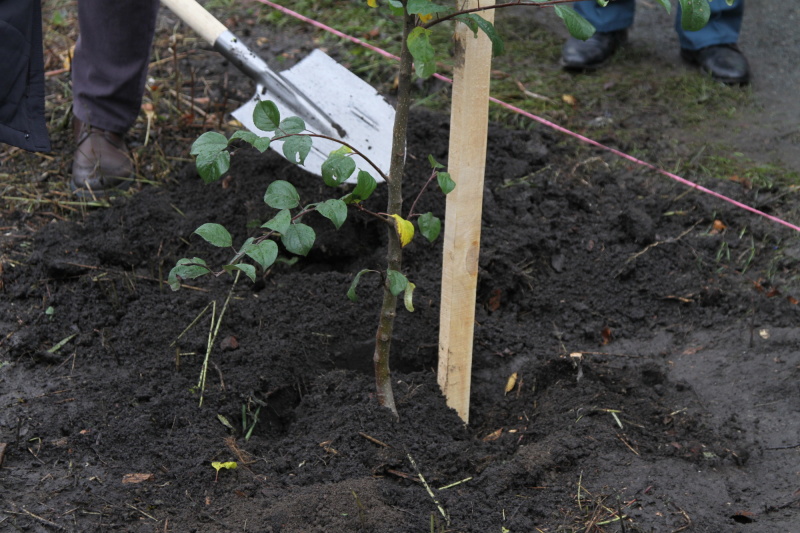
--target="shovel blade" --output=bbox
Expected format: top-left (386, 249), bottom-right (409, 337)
top-left (232, 50), bottom-right (394, 182)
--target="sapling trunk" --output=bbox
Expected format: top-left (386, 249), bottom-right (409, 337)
top-left (373, 10), bottom-right (415, 418)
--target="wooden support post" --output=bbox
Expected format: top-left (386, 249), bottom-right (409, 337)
top-left (438, 1), bottom-right (495, 424)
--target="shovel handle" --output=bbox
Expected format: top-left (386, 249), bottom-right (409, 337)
top-left (161, 0), bottom-right (227, 45)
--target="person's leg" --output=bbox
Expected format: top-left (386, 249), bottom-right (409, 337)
top-left (676, 0), bottom-right (748, 84)
top-left (561, 0), bottom-right (635, 70)
top-left (70, 0), bottom-right (160, 197)
top-left (72, 0), bottom-right (160, 133)
top-left (574, 0), bottom-right (635, 33)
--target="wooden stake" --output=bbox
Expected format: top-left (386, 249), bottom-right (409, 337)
top-left (438, 1), bottom-right (495, 424)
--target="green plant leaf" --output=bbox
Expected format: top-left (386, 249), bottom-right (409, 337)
top-left (279, 116), bottom-right (306, 135)
top-left (454, 13), bottom-right (504, 56)
top-left (347, 268), bottom-right (376, 302)
top-left (321, 153), bottom-right (357, 187)
top-left (437, 171), bottom-right (455, 194)
top-left (262, 209), bottom-right (292, 233)
top-left (253, 100), bottom-right (280, 131)
top-left (403, 281), bottom-right (416, 312)
top-left (229, 130), bottom-right (258, 146)
top-left (195, 150), bottom-right (230, 183)
top-left (282, 135), bottom-right (313, 165)
top-left (427, 154), bottom-right (444, 169)
top-left (191, 131), bottom-right (228, 155)
top-left (678, 0), bottom-right (710, 32)
top-left (264, 180), bottom-right (300, 209)
top-left (406, 0), bottom-right (450, 16)
top-left (554, 6), bottom-right (595, 41)
top-left (317, 199), bottom-right (348, 229)
top-left (244, 240), bottom-right (278, 270)
top-left (224, 263), bottom-right (257, 283)
top-left (407, 27), bottom-right (436, 79)
top-left (168, 257), bottom-right (211, 291)
top-left (351, 170), bottom-right (378, 202)
top-left (387, 269), bottom-right (408, 296)
top-left (417, 212), bottom-right (441, 242)
top-left (194, 223), bottom-right (232, 248)
top-left (282, 223), bottom-right (315, 256)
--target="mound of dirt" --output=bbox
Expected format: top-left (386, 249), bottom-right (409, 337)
top-left (2, 104), bottom-right (799, 532)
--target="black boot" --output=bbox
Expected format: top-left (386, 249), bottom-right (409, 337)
top-left (681, 44), bottom-right (750, 85)
top-left (561, 30), bottom-right (628, 71)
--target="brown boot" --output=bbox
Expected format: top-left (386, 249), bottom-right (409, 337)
top-left (70, 117), bottom-right (134, 198)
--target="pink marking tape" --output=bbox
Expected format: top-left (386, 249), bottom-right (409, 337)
top-left (256, 0), bottom-right (800, 233)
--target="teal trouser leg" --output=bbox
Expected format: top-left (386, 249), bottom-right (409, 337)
top-left (676, 0), bottom-right (744, 50)
top-left (573, 0), bottom-right (744, 50)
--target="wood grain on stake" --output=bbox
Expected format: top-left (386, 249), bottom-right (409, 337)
top-left (438, 1), bottom-right (495, 424)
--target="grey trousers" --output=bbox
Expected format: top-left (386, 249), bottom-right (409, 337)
top-left (71, 0), bottom-right (160, 134)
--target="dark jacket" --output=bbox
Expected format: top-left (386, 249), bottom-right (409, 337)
top-left (0, 0), bottom-right (50, 152)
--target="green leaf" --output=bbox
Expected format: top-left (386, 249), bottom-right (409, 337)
top-left (403, 281), bottom-right (416, 312)
top-left (279, 116), bottom-right (306, 135)
top-left (407, 27), bottom-right (436, 79)
top-left (347, 268), bottom-right (376, 302)
top-left (417, 212), bottom-right (441, 242)
top-left (194, 223), bottom-right (232, 248)
top-left (321, 153), bottom-right (356, 187)
top-left (191, 131), bottom-right (228, 156)
top-left (351, 170), bottom-right (377, 202)
top-left (387, 270), bottom-right (408, 296)
top-left (253, 100), bottom-right (280, 131)
top-left (678, 0), bottom-right (710, 32)
top-left (243, 240), bottom-right (278, 270)
top-left (282, 135), bottom-right (313, 165)
top-left (195, 150), bottom-right (230, 183)
top-left (317, 199), bottom-right (348, 229)
top-left (252, 137), bottom-right (272, 153)
top-left (554, 6), bottom-right (596, 41)
top-left (437, 171), bottom-right (455, 194)
top-left (427, 154), bottom-right (444, 169)
top-left (406, 0), bottom-right (450, 16)
top-left (454, 13), bottom-right (505, 56)
top-left (262, 209), bottom-right (292, 233)
top-left (282, 223), bottom-right (315, 256)
top-left (168, 257), bottom-right (211, 291)
top-left (264, 181), bottom-right (300, 209)
top-left (224, 263), bottom-right (257, 283)
top-left (229, 130), bottom-right (259, 146)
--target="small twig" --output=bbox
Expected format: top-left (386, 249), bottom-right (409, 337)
top-left (0, 442), bottom-right (7, 467)
top-left (765, 443), bottom-right (800, 450)
top-left (21, 509), bottom-right (65, 531)
top-left (407, 453), bottom-right (449, 525)
top-left (358, 432), bottom-right (390, 448)
top-left (625, 222), bottom-right (700, 265)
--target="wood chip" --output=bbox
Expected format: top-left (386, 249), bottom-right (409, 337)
top-left (122, 473), bottom-right (155, 484)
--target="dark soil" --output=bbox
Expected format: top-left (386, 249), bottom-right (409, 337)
top-left (2, 5), bottom-right (800, 533)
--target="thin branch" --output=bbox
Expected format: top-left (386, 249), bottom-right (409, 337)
top-left (423, 0), bottom-right (583, 30)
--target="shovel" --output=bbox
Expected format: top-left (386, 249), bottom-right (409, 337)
top-left (161, 0), bottom-right (394, 180)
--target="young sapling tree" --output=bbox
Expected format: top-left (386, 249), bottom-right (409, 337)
top-left (171, 0), bottom-right (719, 417)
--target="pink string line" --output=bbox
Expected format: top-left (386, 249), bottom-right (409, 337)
top-left (256, 0), bottom-right (800, 234)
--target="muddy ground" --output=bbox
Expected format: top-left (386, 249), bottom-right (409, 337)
top-left (2, 2), bottom-right (800, 532)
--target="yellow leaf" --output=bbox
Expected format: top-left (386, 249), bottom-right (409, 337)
top-left (419, 13), bottom-right (433, 23)
top-left (367, 0), bottom-right (377, 7)
top-left (389, 214), bottom-right (414, 247)
top-left (211, 461), bottom-right (238, 472)
top-left (504, 372), bottom-right (518, 395)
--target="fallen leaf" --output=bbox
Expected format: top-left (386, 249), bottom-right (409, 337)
top-left (709, 219), bottom-right (727, 234)
top-left (122, 473), bottom-right (154, 484)
top-left (562, 94), bottom-right (578, 106)
top-left (482, 428), bottom-right (503, 442)
top-left (601, 327), bottom-right (612, 346)
top-left (504, 373), bottom-right (518, 395)
top-left (766, 287), bottom-right (780, 298)
top-left (787, 295), bottom-right (799, 305)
